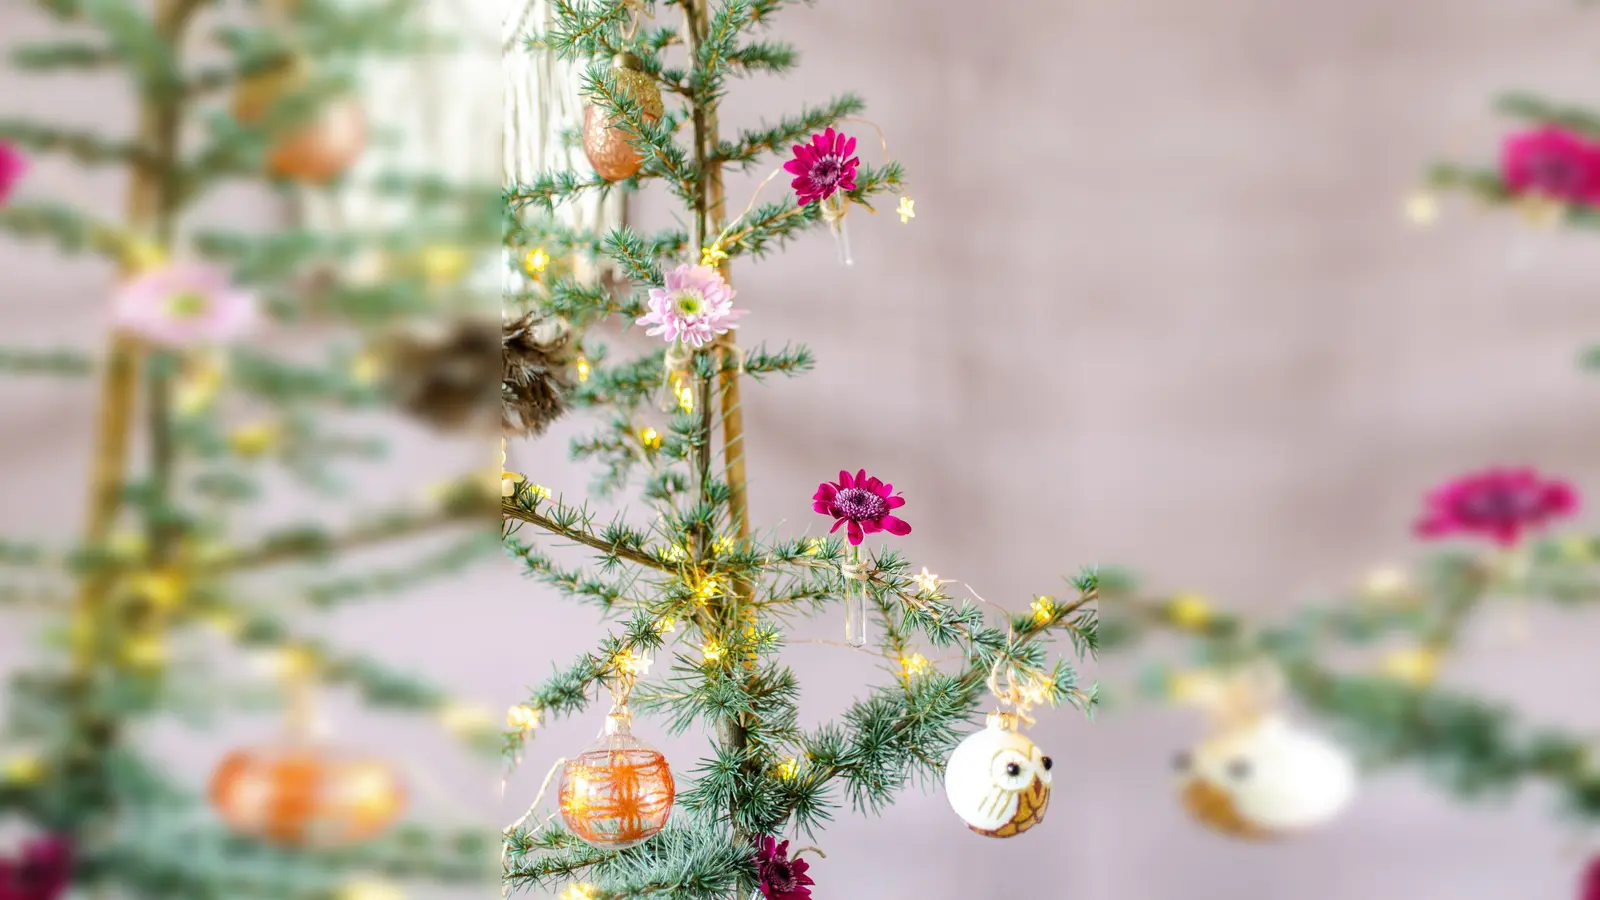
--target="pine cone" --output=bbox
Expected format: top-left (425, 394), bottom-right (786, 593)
top-left (383, 318), bottom-right (500, 434)
top-left (502, 312), bottom-right (577, 438)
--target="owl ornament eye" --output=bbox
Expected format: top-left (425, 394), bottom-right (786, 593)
top-left (944, 711), bottom-right (1053, 838)
top-left (1174, 714), bottom-right (1355, 841)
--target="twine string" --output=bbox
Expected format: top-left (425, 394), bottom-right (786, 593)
top-left (500, 755), bottom-right (570, 899)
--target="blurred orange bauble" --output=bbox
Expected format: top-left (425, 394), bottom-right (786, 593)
top-left (265, 99), bottom-right (367, 184)
top-left (582, 53), bottom-right (664, 183)
top-left (209, 744), bottom-right (405, 846)
top-left (232, 61), bottom-right (366, 184)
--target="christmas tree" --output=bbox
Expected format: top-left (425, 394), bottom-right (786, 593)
top-left (500, 2), bottom-right (1098, 897)
top-left (0, 0), bottom-right (499, 896)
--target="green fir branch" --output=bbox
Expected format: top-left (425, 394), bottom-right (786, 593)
top-left (714, 95), bottom-right (865, 165)
top-left (0, 201), bottom-right (124, 257)
top-left (1497, 91), bottom-right (1600, 136)
top-left (10, 40), bottom-right (122, 71)
top-left (0, 347), bottom-right (94, 376)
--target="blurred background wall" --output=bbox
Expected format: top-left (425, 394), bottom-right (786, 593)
top-left (9, 0), bottom-right (1600, 898)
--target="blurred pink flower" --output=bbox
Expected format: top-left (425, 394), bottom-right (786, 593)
top-left (636, 263), bottom-right (742, 348)
top-left (784, 127), bottom-right (859, 206)
top-left (112, 263), bottom-right (256, 347)
top-left (1415, 467), bottom-right (1578, 547)
top-left (813, 468), bottom-right (911, 546)
top-left (0, 835), bottom-right (72, 900)
top-left (1580, 856), bottom-right (1600, 900)
top-left (1501, 127), bottom-right (1600, 206)
top-left (0, 142), bottom-right (27, 206)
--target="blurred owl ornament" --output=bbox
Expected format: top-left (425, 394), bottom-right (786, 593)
top-left (944, 711), bottom-right (1053, 838)
top-left (1172, 666), bottom-right (1355, 840)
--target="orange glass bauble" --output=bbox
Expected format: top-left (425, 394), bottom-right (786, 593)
top-left (558, 710), bottom-right (674, 849)
top-left (209, 744), bottom-right (405, 846)
top-left (582, 53), bottom-right (664, 183)
top-left (232, 59), bottom-right (367, 184)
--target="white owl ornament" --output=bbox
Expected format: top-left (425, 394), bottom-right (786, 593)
top-left (944, 711), bottom-right (1052, 838)
top-left (1173, 667), bottom-right (1355, 840)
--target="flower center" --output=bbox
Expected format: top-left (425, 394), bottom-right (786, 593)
top-left (1531, 153), bottom-right (1580, 191)
top-left (810, 156), bottom-right (844, 187)
top-left (1461, 486), bottom-right (1542, 521)
top-left (833, 487), bottom-right (887, 522)
top-left (167, 291), bottom-right (210, 319)
top-left (673, 290), bottom-right (705, 317)
top-left (766, 860), bottom-right (797, 892)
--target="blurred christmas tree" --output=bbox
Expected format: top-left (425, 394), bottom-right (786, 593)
top-left (1099, 477), bottom-right (1600, 841)
top-left (1087, 13), bottom-right (1600, 857)
top-left (499, 2), bottom-right (1097, 898)
top-left (0, 0), bottom-right (501, 896)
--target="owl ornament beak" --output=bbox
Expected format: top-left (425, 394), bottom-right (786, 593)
top-left (1179, 778), bottom-right (1273, 841)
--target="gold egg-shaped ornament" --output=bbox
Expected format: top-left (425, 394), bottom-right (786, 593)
top-left (943, 712), bottom-right (1053, 838)
top-left (208, 743), bottom-right (406, 846)
top-left (1174, 715), bottom-right (1355, 840)
top-left (557, 710), bottom-right (675, 850)
top-left (231, 58), bottom-right (367, 184)
top-left (582, 53), bottom-right (665, 183)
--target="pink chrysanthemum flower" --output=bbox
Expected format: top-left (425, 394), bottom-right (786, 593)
top-left (0, 142), bottom-right (27, 206)
top-left (1415, 467), bottom-right (1578, 547)
top-left (636, 263), bottom-right (743, 348)
top-left (1501, 127), bottom-right (1600, 206)
top-left (754, 836), bottom-right (814, 900)
top-left (784, 127), bottom-right (859, 206)
top-left (813, 468), bottom-right (911, 546)
top-left (112, 263), bottom-right (257, 348)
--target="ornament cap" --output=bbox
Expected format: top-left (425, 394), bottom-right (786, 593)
top-left (614, 52), bottom-right (644, 72)
top-left (986, 710), bottom-right (1021, 733)
top-left (604, 708), bottom-right (634, 736)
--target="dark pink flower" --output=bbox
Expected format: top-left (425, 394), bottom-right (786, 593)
top-left (0, 836), bottom-right (72, 900)
top-left (1415, 467), bottom-right (1578, 547)
top-left (754, 836), bottom-right (814, 900)
top-left (1580, 856), bottom-right (1600, 900)
top-left (1501, 127), bottom-right (1600, 206)
top-left (0, 143), bottom-right (26, 206)
top-left (813, 469), bottom-right (911, 546)
top-left (783, 127), bottom-right (859, 206)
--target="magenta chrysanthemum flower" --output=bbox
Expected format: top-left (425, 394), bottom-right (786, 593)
top-left (813, 468), bottom-right (911, 546)
top-left (0, 835), bottom-right (73, 900)
top-left (1501, 127), bottom-right (1600, 206)
top-left (636, 263), bottom-right (743, 348)
top-left (0, 142), bottom-right (27, 206)
top-left (111, 263), bottom-right (257, 347)
top-left (754, 836), bottom-right (814, 900)
top-left (783, 127), bottom-right (859, 206)
top-left (1415, 467), bottom-right (1578, 547)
